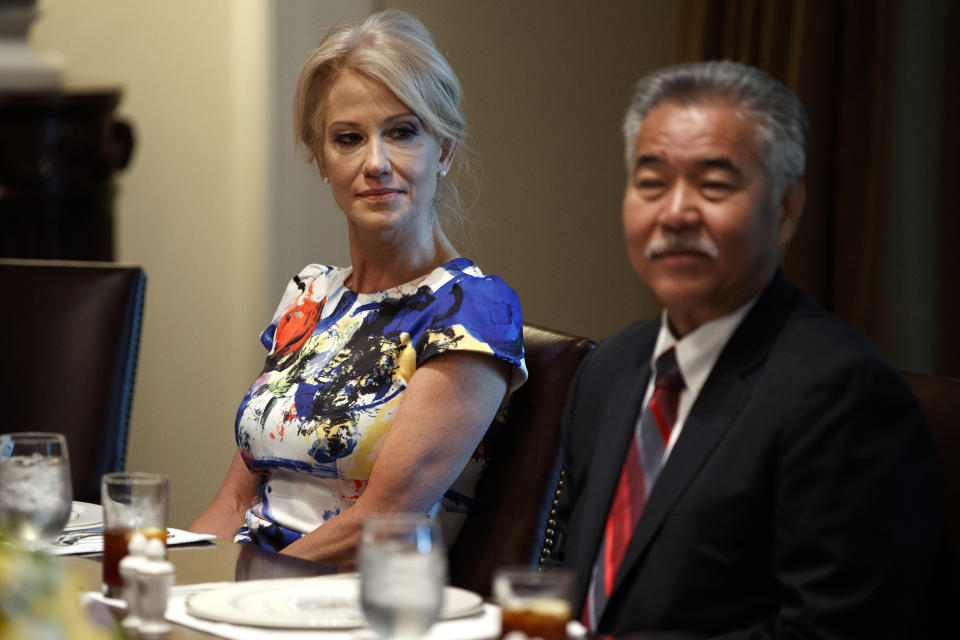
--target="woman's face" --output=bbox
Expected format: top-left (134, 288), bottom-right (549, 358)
top-left (318, 70), bottom-right (452, 238)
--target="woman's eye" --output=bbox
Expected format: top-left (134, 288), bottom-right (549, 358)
top-left (333, 132), bottom-right (361, 146)
top-left (389, 125), bottom-right (417, 141)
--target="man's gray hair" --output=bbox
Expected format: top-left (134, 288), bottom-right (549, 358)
top-left (622, 61), bottom-right (808, 196)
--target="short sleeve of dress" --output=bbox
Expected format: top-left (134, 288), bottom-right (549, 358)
top-left (415, 273), bottom-right (528, 393)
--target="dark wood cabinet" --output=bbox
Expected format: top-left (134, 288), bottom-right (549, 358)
top-left (0, 88), bottom-right (133, 261)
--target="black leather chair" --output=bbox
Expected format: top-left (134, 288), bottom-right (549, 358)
top-left (0, 259), bottom-right (146, 503)
top-left (448, 323), bottom-right (595, 595)
top-left (901, 371), bottom-right (960, 606)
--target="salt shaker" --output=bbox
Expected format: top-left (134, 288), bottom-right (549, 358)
top-left (118, 532), bottom-right (148, 631)
top-left (138, 537), bottom-right (174, 634)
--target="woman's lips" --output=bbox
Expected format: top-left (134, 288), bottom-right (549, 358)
top-left (358, 188), bottom-right (402, 202)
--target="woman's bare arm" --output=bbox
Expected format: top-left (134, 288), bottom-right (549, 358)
top-left (188, 450), bottom-right (260, 540)
top-left (279, 350), bottom-right (510, 564)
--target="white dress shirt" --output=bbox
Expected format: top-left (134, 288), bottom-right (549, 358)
top-left (643, 298), bottom-right (758, 460)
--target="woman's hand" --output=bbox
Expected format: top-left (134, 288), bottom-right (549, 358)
top-left (279, 350), bottom-right (510, 564)
top-left (188, 450), bottom-right (260, 540)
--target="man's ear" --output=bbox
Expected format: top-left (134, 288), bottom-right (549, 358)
top-left (778, 176), bottom-right (806, 246)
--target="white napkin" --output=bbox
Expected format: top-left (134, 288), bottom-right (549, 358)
top-left (47, 527), bottom-right (215, 556)
top-left (85, 582), bottom-right (500, 640)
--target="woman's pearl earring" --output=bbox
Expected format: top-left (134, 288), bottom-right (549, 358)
top-left (322, 176), bottom-right (330, 184)
top-left (438, 170), bottom-right (447, 178)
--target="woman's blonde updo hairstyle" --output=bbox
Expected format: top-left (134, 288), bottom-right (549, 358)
top-left (293, 10), bottom-right (468, 224)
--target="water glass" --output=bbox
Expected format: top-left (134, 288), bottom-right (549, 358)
top-left (101, 472), bottom-right (169, 598)
top-left (359, 513), bottom-right (446, 639)
top-left (0, 432), bottom-right (72, 550)
top-left (493, 566), bottom-right (575, 640)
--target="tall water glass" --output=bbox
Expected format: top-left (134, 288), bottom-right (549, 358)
top-left (0, 432), bottom-right (72, 550)
top-left (101, 472), bottom-right (168, 598)
top-left (360, 514), bottom-right (445, 639)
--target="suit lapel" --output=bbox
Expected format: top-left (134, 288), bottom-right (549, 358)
top-left (575, 321), bottom-right (658, 600)
top-left (606, 271), bottom-right (796, 606)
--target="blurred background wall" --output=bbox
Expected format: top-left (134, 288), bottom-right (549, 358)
top-left (26, 0), bottom-right (953, 526)
top-left (29, 0), bottom-right (274, 527)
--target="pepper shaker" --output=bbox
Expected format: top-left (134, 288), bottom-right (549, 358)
top-left (137, 537), bottom-right (174, 634)
top-left (118, 532), bottom-right (147, 631)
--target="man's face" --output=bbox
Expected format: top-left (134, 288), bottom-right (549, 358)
top-left (622, 100), bottom-right (801, 337)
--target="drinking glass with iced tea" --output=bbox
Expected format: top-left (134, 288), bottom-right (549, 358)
top-left (493, 566), bottom-right (575, 640)
top-left (101, 472), bottom-right (168, 598)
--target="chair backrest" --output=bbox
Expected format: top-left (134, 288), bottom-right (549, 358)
top-left (901, 371), bottom-right (960, 597)
top-left (449, 323), bottom-right (595, 595)
top-left (0, 259), bottom-right (146, 503)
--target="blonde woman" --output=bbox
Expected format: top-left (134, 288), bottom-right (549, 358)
top-left (190, 10), bottom-right (526, 564)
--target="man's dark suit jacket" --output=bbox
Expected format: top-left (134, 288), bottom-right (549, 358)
top-left (556, 270), bottom-right (944, 638)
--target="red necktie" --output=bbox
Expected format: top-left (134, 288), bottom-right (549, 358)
top-left (583, 347), bottom-right (685, 629)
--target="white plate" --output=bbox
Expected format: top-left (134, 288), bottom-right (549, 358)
top-left (185, 575), bottom-right (483, 630)
top-left (65, 501), bottom-right (102, 530)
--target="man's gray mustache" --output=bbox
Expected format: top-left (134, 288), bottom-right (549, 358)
top-left (645, 235), bottom-right (719, 259)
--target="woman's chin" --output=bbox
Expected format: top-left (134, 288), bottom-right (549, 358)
top-left (347, 207), bottom-right (431, 238)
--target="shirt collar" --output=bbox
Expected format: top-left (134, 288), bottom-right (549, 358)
top-left (651, 296), bottom-right (758, 399)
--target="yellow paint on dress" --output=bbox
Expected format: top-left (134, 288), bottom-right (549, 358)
top-left (396, 331), bottom-right (417, 383)
top-left (345, 394), bottom-right (400, 478)
top-left (422, 324), bottom-right (495, 357)
top-left (344, 332), bottom-right (412, 478)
